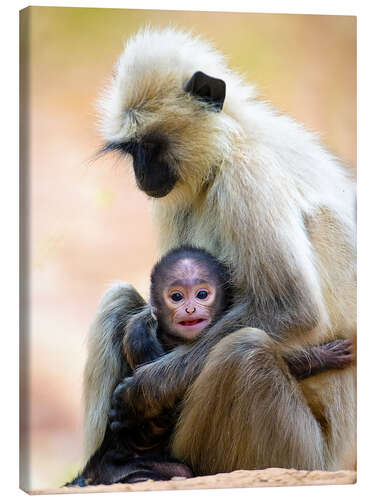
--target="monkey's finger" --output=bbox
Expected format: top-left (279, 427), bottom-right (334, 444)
top-left (330, 339), bottom-right (353, 352)
top-left (340, 348), bottom-right (354, 356)
top-left (108, 408), bottom-right (131, 423)
top-left (109, 420), bottom-right (127, 432)
top-left (111, 417), bottom-right (138, 431)
top-left (111, 389), bottom-right (127, 409)
top-left (331, 347), bottom-right (352, 357)
top-left (330, 354), bottom-right (354, 370)
top-left (109, 406), bottom-right (139, 429)
top-left (108, 408), bottom-right (122, 421)
top-left (112, 379), bottom-right (133, 402)
top-left (337, 354), bottom-right (354, 363)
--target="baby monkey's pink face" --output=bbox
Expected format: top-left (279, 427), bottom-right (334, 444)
top-left (162, 259), bottom-right (217, 340)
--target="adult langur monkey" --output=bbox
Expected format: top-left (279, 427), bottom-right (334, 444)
top-left (84, 28), bottom-right (356, 476)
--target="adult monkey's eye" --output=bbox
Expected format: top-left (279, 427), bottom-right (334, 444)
top-left (171, 292), bottom-right (183, 302)
top-left (196, 290), bottom-right (208, 300)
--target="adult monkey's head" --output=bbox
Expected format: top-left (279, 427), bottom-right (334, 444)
top-left (99, 28), bottom-right (249, 200)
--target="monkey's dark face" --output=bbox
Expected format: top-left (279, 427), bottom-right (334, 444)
top-left (158, 259), bottom-right (220, 340)
top-left (102, 65), bottom-right (227, 199)
top-left (107, 132), bottom-right (179, 198)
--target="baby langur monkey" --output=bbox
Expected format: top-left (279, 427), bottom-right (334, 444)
top-left (68, 247), bottom-right (229, 486)
top-left (122, 246), bottom-right (232, 373)
top-left (70, 247), bottom-right (353, 486)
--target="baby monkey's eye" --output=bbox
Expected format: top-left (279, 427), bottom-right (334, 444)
top-left (196, 290), bottom-right (208, 300)
top-left (171, 292), bottom-right (183, 302)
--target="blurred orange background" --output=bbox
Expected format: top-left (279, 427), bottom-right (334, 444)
top-left (19, 6), bottom-right (356, 491)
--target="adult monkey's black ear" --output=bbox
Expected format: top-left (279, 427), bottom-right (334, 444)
top-left (185, 71), bottom-right (226, 111)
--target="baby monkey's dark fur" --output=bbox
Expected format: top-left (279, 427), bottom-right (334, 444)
top-left (69, 247), bottom-right (353, 486)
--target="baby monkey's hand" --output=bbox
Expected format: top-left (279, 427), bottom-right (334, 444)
top-left (320, 338), bottom-right (354, 369)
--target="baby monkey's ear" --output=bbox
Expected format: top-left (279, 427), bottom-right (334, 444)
top-left (184, 71), bottom-right (226, 111)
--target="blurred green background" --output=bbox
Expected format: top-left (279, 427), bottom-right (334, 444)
top-left (19, 6), bottom-right (356, 491)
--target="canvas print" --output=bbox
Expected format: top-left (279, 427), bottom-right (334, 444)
top-left (19, 7), bottom-right (357, 494)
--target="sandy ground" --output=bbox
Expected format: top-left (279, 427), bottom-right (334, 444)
top-left (29, 468), bottom-right (356, 495)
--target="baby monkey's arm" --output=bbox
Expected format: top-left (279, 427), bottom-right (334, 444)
top-left (124, 312), bottom-right (354, 380)
top-left (123, 314), bottom-right (164, 371)
top-left (285, 338), bottom-right (354, 380)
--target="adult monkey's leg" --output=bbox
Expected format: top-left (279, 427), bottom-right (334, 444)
top-left (171, 328), bottom-right (326, 474)
top-left (83, 282), bottom-right (148, 462)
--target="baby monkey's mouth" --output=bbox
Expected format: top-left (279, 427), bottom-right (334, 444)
top-left (179, 319), bottom-right (206, 326)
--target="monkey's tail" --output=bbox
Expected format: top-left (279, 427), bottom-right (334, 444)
top-left (83, 282), bottom-right (146, 462)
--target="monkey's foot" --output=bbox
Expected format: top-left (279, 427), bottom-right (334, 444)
top-left (109, 375), bottom-right (164, 431)
top-left (109, 377), bottom-right (146, 431)
top-left (119, 460), bottom-right (193, 484)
